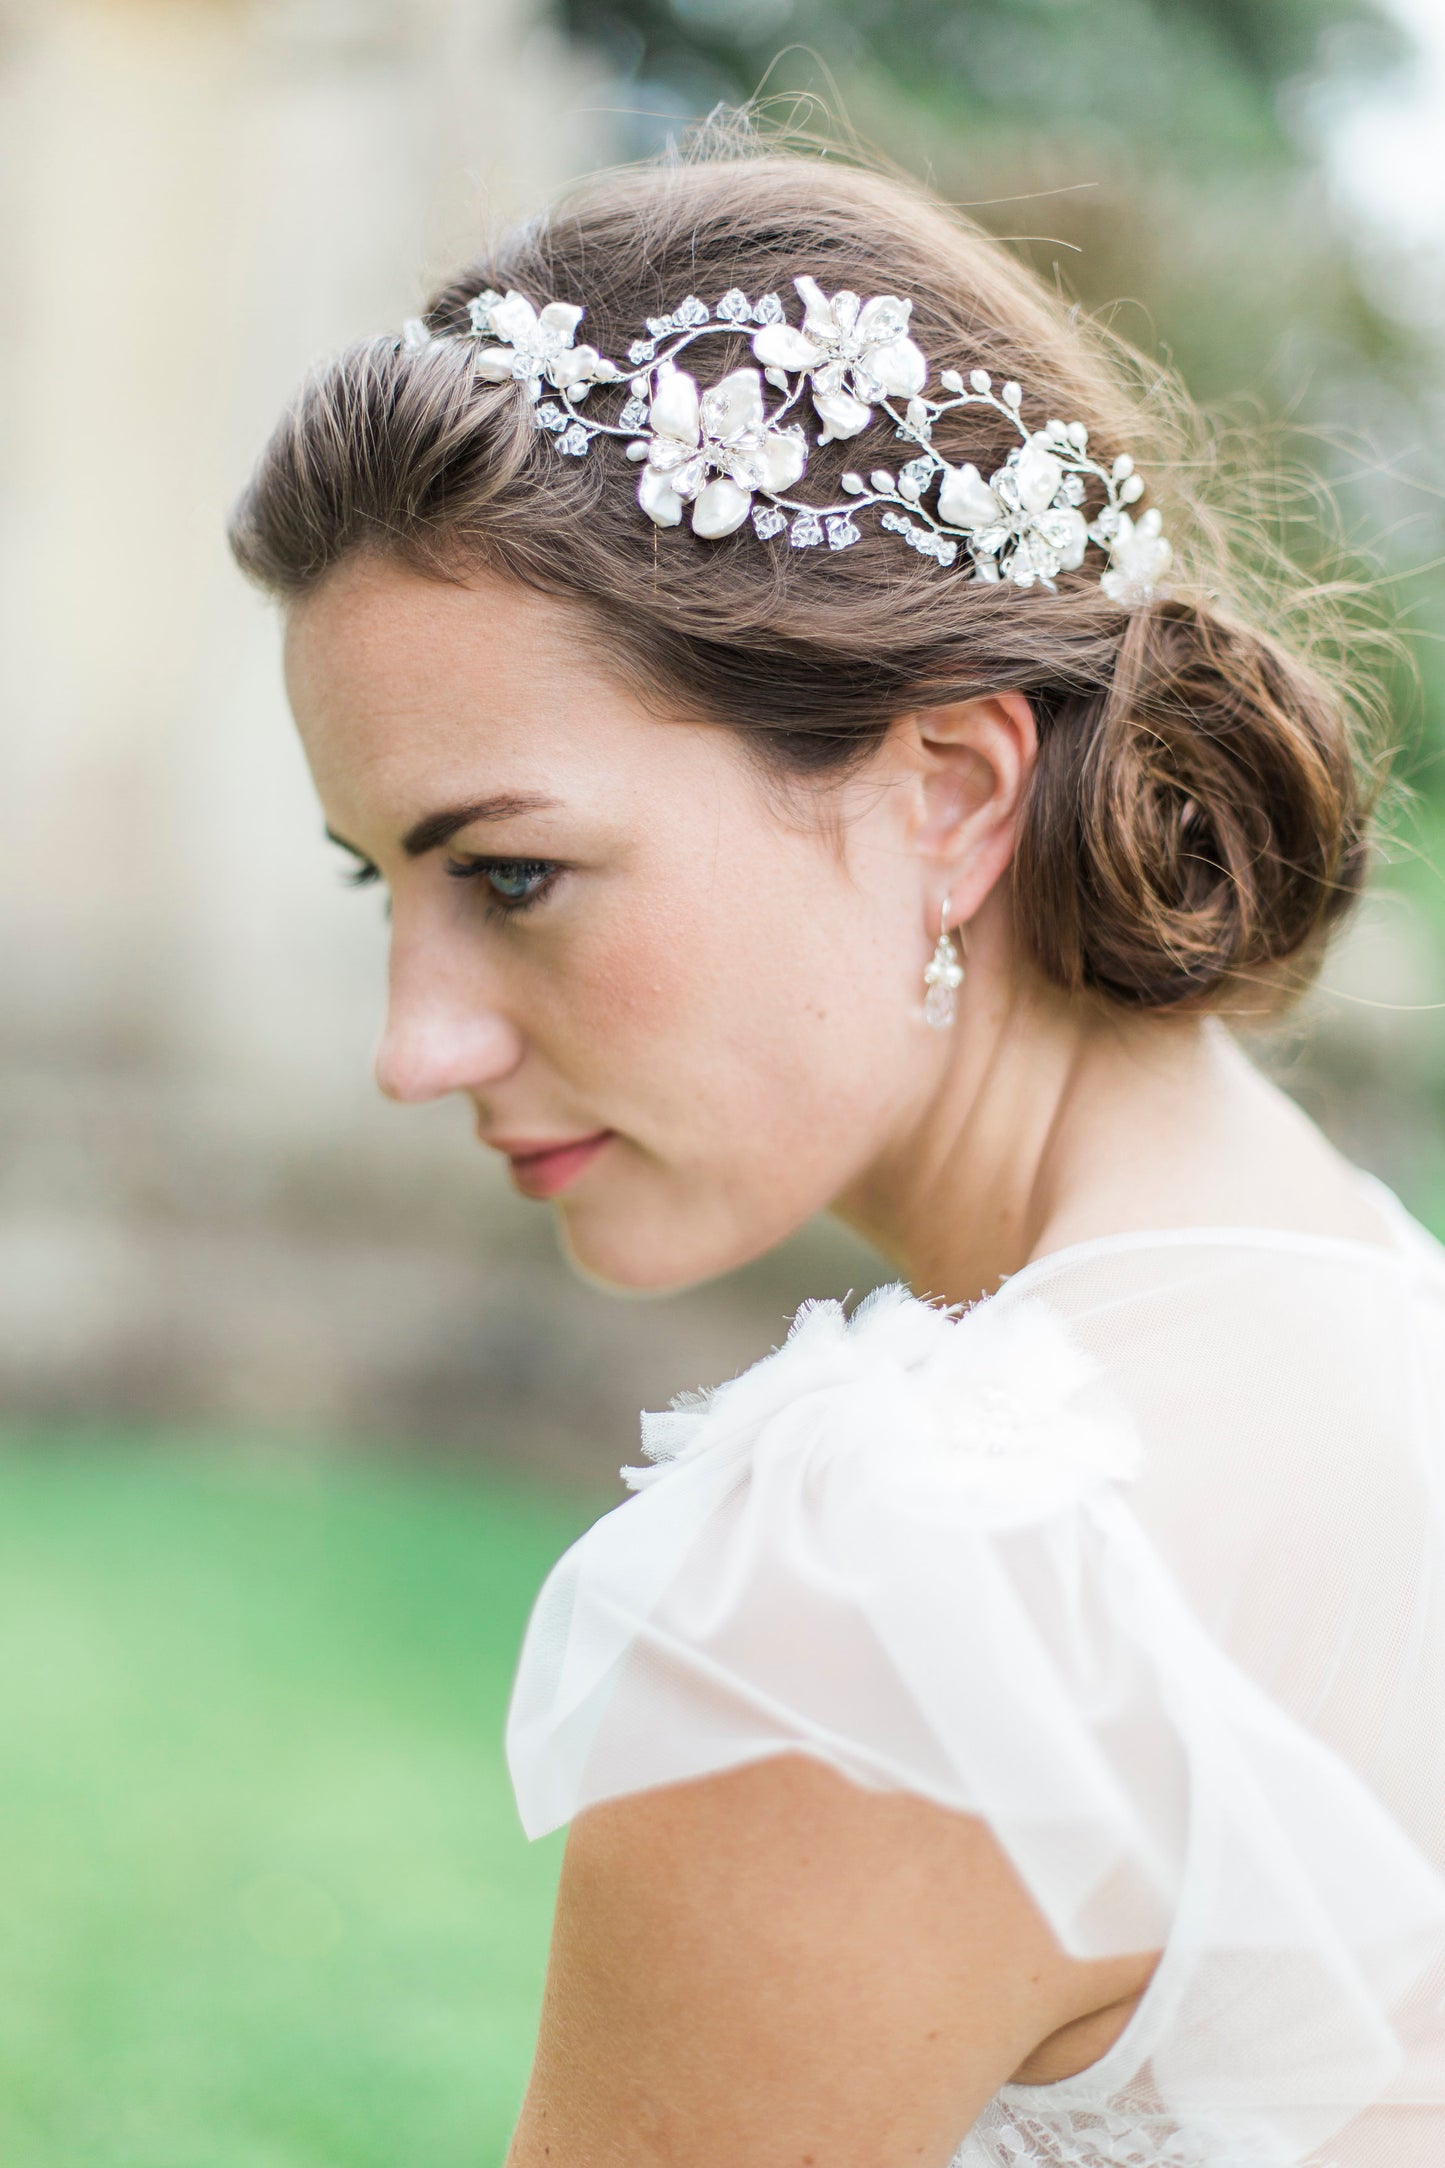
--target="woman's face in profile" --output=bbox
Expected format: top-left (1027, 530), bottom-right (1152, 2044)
top-left (284, 556), bottom-right (946, 1290)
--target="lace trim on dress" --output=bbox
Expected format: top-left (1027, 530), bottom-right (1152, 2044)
top-left (956, 2094), bottom-right (1282, 2167)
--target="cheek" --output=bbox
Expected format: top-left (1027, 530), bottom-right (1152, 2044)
top-left (546, 848), bottom-right (921, 1152)
top-left (544, 842), bottom-right (927, 1290)
top-left (524, 882), bottom-right (702, 1064)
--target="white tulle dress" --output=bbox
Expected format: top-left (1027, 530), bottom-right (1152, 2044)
top-left (506, 1172), bottom-right (1445, 2167)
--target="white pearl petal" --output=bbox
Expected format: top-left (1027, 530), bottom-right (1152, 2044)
top-left (488, 292), bottom-right (541, 346)
top-left (638, 462), bottom-right (685, 527)
top-left (472, 347), bottom-right (519, 382)
top-left (648, 361), bottom-right (701, 448)
top-left (792, 274), bottom-right (836, 341)
top-left (856, 293), bottom-right (912, 344)
top-left (690, 476), bottom-right (753, 538)
top-left (701, 367), bottom-right (765, 442)
top-left (830, 289), bottom-right (862, 335)
top-left (535, 301), bottom-right (585, 342)
top-left (758, 427), bottom-right (807, 491)
top-left (869, 335), bottom-right (928, 399)
top-left (811, 385), bottom-right (873, 443)
top-left (751, 323), bottom-right (820, 372)
top-left (936, 462), bottom-right (1003, 530)
top-left (549, 344), bottom-right (601, 387)
top-left (1015, 442), bottom-right (1063, 515)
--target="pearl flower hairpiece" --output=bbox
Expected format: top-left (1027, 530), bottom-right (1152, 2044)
top-left (400, 275), bottom-right (1173, 603)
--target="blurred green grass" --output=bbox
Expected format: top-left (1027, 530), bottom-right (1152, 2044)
top-left (0, 1433), bottom-right (601, 2168)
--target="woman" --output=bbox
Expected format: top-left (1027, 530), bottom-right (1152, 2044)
top-left (230, 144), bottom-right (1445, 2166)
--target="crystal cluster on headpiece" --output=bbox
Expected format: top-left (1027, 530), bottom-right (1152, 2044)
top-left (399, 276), bottom-right (1173, 603)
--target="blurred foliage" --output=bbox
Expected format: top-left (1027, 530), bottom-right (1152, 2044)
top-left (563, 0), bottom-right (1409, 177)
top-left (555, 0), bottom-right (1443, 718)
top-left (0, 1436), bottom-right (596, 2167)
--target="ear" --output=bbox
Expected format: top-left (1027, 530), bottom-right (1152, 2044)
top-left (903, 692), bottom-right (1038, 925)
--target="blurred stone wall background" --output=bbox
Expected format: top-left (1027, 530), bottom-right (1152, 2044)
top-left (3, 0), bottom-right (1444, 1484)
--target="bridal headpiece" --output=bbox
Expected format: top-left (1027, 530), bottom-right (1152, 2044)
top-left (401, 275), bottom-right (1173, 604)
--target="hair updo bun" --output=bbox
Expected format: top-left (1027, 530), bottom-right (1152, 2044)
top-left (1016, 597), bottom-right (1374, 1011)
top-left (230, 138), bottom-right (1386, 1016)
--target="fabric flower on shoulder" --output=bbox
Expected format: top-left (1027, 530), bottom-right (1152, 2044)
top-left (625, 1283), bottom-right (1141, 1525)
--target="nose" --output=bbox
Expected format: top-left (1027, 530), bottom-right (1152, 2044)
top-left (375, 1011), bottom-right (525, 1104)
top-left (374, 933), bottom-right (526, 1105)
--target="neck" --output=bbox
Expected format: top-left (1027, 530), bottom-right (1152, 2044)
top-left (831, 918), bottom-right (1234, 1303)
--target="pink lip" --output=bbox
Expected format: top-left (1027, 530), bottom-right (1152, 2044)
top-left (485, 1129), bottom-right (614, 1199)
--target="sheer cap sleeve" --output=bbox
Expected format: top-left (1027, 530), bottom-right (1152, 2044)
top-left (505, 1263), bottom-right (1445, 2166)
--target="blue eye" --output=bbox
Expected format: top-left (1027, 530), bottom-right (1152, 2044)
top-left (445, 856), bottom-right (560, 914)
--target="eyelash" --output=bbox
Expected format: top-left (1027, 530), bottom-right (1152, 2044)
top-left (445, 854), bottom-right (561, 915)
top-left (340, 857), bottom-right (562, 918)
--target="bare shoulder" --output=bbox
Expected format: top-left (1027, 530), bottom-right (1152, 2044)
top-left (506, 1755), bottom-right (1159, 2168)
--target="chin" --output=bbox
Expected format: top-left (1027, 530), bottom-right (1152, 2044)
top-left (552, 1188), bottom-right (808, 1297)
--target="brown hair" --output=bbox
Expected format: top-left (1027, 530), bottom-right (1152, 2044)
top-left (229, 139), bottom-right (1388, 1013)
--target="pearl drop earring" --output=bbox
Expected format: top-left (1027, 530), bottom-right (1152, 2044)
top-left (923, 899), bottom-right (965, 1029)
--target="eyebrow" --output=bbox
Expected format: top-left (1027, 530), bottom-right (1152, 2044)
top-left (324, 792), bottom-right (562, 863)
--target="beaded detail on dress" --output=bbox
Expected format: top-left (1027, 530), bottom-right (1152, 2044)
top-left (954, 2095), bottom-right (1283, 2167)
